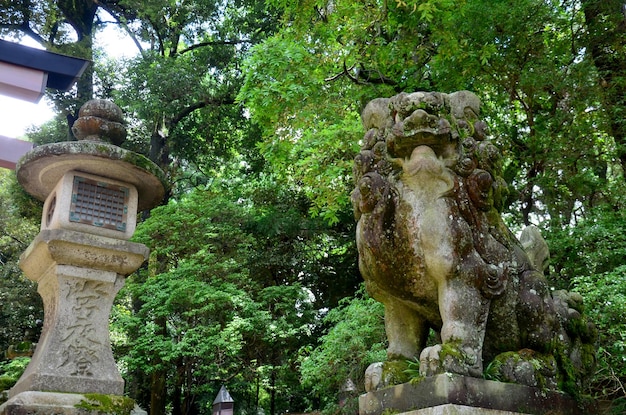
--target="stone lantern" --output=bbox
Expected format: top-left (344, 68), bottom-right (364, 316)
top-left (2, 99), bottom-right (166, 409)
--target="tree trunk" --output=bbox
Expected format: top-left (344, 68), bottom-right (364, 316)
top-left (150, 370), bottom-right (167, 415)
top-left (270, 369), bottom-right (276, 415)
top-left (55, 0), bottom-right (97, 139)
top-left (172, 359), bottom-right (183, 415)
top-left (256, 374), bottom-right (260, 415)
top-left (582, 0), bottom-right (626, 173)
top-left (150, 316), bottom-right (168, 415)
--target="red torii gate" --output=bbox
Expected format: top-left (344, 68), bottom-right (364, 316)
top-left (0, 39), bottom-right (89, 170)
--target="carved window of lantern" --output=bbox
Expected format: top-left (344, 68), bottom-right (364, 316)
top-left (69, 176), bottom-right (129, 232)
top-left (46, 194), bottom-right (56, 227)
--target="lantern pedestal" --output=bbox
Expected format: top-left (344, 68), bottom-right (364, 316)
top-left (358, 375), bottom-right (586, 415)
top-left (8, 229), bottom-right (148, 397)
top-left (0, 392), bottom-right (142, 415)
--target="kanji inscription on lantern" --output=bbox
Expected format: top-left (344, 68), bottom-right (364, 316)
top-left (69, 176), bottom-right (129, 232)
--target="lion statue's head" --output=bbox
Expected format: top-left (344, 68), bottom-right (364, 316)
top-left (354, 90), bottom-right (508, 218)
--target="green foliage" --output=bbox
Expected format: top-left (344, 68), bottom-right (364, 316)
top-left (572, 267), bottom-right (626, 403)
top-left (299, 287), bottom-right (386, 413)
top-left (0, 168), bottom-right (40, 407)
top-left (548, 206), bottom-right (626, 404)
top-left (239, 0), bottom-right (438, 222)
top-left (549, 207), bottom-right (626, 287)
top-left (3, 0), bottom-right (626, 412)
top-left (97, 0), bottom-right (283, 192)
top-left (403, 357), bottom-right (425, 384)
top-left (118, 186), bottom-right (269, 409)
top-left (75, 394), bottom-right (136, 415)
top-left (115, 172), bottom-right (359, 414)
top-left (238, 31), bottom-right (368, 223)
top-left (380, 360), bottom-right (411, 387)
top-left (0, 171), bottom-right (42, 357)
top-left (426, 0), bottom-right (613, 227)
top-left (25, 117), bottom-right (73, 145)
top-left (240, 0), bottom-right (614, 229)
top-left (0, 357), bottom-right (30, 400)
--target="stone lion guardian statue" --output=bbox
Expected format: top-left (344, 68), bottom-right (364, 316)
top-left (352, 91), bottom-right (595, 394)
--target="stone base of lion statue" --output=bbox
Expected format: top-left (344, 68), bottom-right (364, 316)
top-left (352, 91), bottom-right (596, 410)
top-left (358, 374), bottom-right (588, 415)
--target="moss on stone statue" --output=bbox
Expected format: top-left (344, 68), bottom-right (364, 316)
top-left (438, 338), bottom-right (478, 371)
top-left (483, 349), bottom-right (559, 391)
top-left (567, 314), bottom-right (596, 343)
top-left (120, 149), bottom-right (167, 186)
top-left (380, 409), bottom-right (400, 415)
top-left (75, 394), bottom-right (136, 415)
top-left (438, 339), bottom-right (464, 362)
top-left (381, 360), bottom-right (411, 386)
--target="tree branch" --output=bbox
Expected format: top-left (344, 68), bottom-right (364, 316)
top-left (0, 229), bottom-right (27, 248)
top-left (356, 63), bottom-right (398, 85)
top-left (324, 61), bottom-right (397, 86)
top-left (178, 39), bottom-right (252, 55)
top-left (169, 97), bottom-right (236, 128)
top-left (325, 62), bottom-right (357, 82)
top-left (0, 22), bottom-right (47, 46)
top-left (94, 0), bottom-right (147, 58)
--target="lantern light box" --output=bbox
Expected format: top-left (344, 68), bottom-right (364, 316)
top-left (42, 170), bottom-right (138, 240)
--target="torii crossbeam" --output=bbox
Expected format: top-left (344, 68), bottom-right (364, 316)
top-left (0, 39), bottom-right (89, 170)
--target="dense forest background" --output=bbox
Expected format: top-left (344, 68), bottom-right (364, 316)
top-left (0, 0), bottom-right (625, 414)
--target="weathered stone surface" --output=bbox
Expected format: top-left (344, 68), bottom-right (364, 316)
top-left (72, 99), bottom-right (126, 145)
top-left (0, 391), bottom-right (139, 415)
top-left (10, 264), bottom-right (125, 396)
top-left (10, 229), bottom-right (149, 397)
top-left (20, 229), bottom-right (149, 279)
top-left (40, 170), bottom-right (139, 240)
top-left (519, 226), bottom-right (549, 273)
top-left (351, 91), bottom-right (596, 394)
top-left (1, 391), bottom-right (92, 415)
top-left (403, 406), bottom-right (532, 415)
top-left (16, 141), bottom-right (166, 211)
top-left (8, 99), bottom-right (160, 407)
top-left (358, 375), bottom-right (585, 415)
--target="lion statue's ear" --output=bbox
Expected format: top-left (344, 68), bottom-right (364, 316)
top-left (520, 225), bottom-right (550, 273)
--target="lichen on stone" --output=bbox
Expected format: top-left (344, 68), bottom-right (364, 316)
top-left (75, 393), bottom-right (136, 415)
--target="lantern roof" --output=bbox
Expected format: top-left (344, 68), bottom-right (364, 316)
top-left (213, 385), bottom-right (234, 404)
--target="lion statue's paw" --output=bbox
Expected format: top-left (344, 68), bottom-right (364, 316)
top-left (364, 360), bottom-right (412, 391)
top-left (420, 343), bottom-right (483, 377)
top-left (419, 345), bottom-right (443, 376)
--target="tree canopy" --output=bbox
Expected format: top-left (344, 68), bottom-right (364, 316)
top-left (1, 0), bottom-right (625, 414)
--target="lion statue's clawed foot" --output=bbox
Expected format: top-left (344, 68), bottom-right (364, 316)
top-left (420, 343), bottom-right (483, 378)
top-left (364, 360), bottom-right (414, 392)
